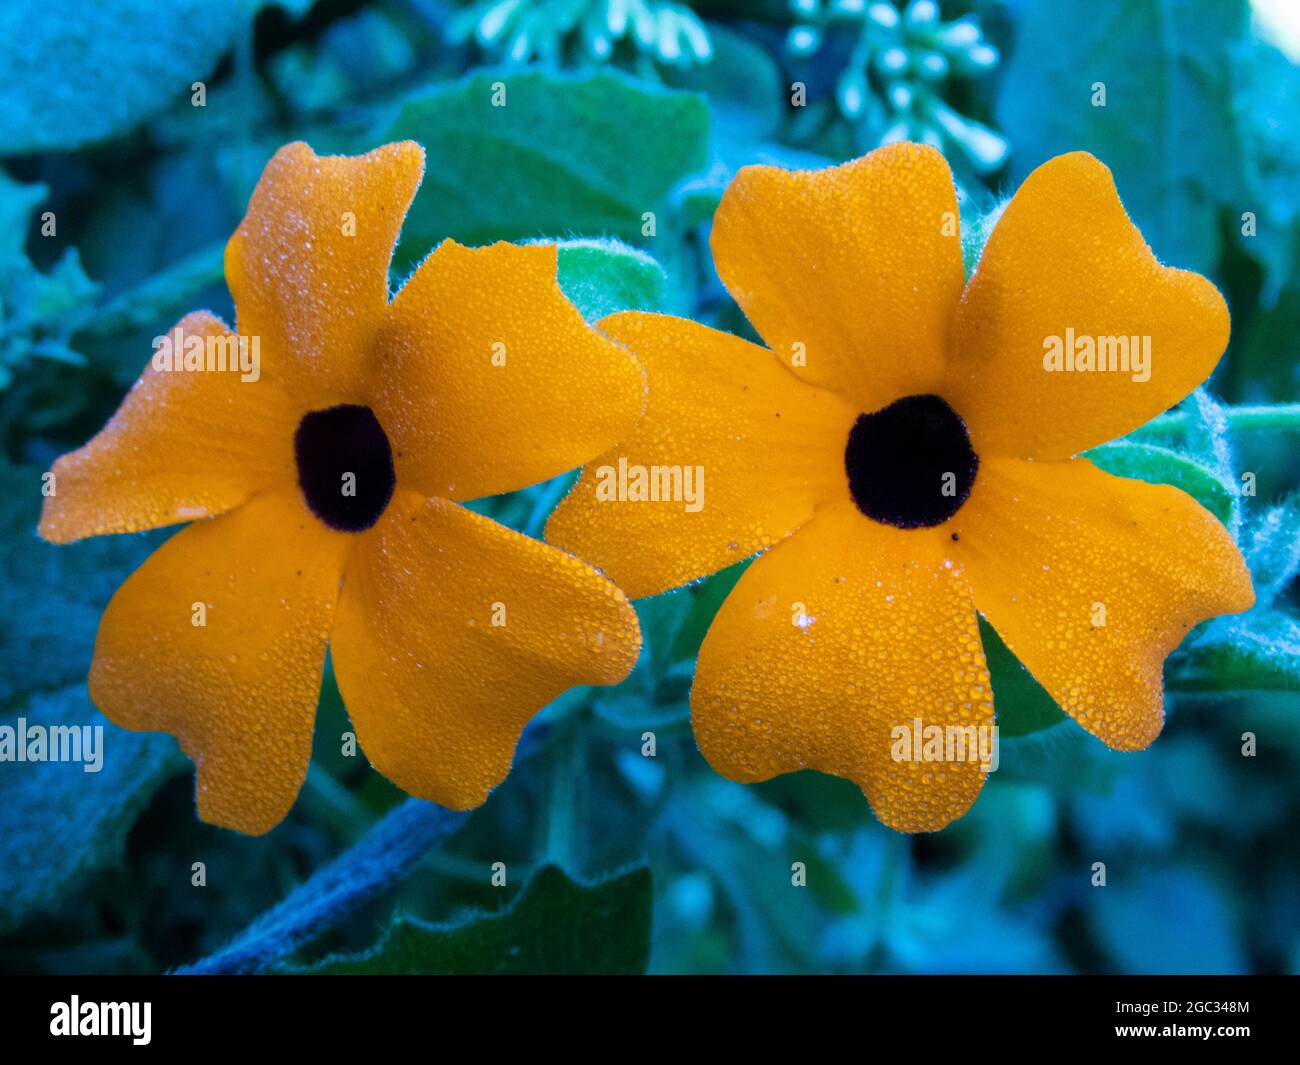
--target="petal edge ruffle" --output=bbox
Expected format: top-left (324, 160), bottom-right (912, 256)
top-left (331, 493), bottom-right (641, 810)
top-left (953, 456), bottom-right (1254, 749)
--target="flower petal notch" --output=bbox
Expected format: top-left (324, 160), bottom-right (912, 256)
top-left (549, 142), bottom-right (1254, 832)
top-left (41, 141), bottom-right (643, 835)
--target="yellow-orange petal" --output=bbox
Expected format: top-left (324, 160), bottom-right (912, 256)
top-left (692, 502), bottom-right (994, 832)
top-left (39, 311), bottom-right (297, 544)
top-left (369, 240), bottom-right (643, 501)
top-left (953, 456), bottom-right (1254, 749)
top-left (710, 142), bottom-right (965, 408)
top-left (89, 490), bottom-right (353, 835)
top-left (546, 311), bottom-right (858, 599)
top-left (946, 152), bottom-right (1231, 459)
top-left (225, 140), bottom-right (425, 407)
top-left (330, 492), bottom-right (641, 810)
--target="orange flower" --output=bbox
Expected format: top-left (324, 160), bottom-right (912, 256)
top-left (40, 142), bottom-right (644, 835)
top-left (547, 144), bottom-right (1255, 832)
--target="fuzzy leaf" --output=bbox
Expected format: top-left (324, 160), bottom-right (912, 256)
top-left (1240, 496), bottom-right (1300, 609)
top-left (0, 457), bottom-right (184, 934)
top-left (380, 69), bottom-right (710, 254)
top-left (0, 461), bottom-right (160, 706)
top-left (0, 686), bottom-right (184, 933)
top-left (0, 173), bottom-right (99, 388)
top-left (282, 864), bottom-right (652, 975)
top-left (554, 238), bottom-right (666, 323)
top-left (996, 720), bottom-right (1127, 794)
top-left (0, 0), bottom-right (249, 154)
top-left (1174, 609), bottom-right (1300, 692)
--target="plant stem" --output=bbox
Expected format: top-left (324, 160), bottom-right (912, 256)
top-left (544, 717), bottom-right (584, 872)
top-left (1138, 403), bottom-right (1300, 436)
top-left (177, 799), bottom-right (468, 975)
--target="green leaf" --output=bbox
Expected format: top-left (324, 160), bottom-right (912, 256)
top-left (1172, 609), bottom-right (1300, 692)
top-left (669, 560), bottom-right (749, 665)
top-left (754, 770), bottom-right (876, 834)
top-left (380, 69), bottom-right (710, 254)
top-left (1133, 401), bottom-right (1300, 437)
top-left (0, 0), bottom-right (249, 154)
top-left (554, 238), bottom-right (666, 323)
top-left (0, 686), bottom-right (184, 934)
top-left (962, 200), bottom-right (1008, 282)
top-left (997, 0), bottom-right (1250, 274)
top-left (606, 560), bottom-right (750, 714)
top-left (284, 864), bottom-right (652, 975)
top-left (1085, 439), bottom-right (1236, 525)
top-left (980, 617), bottom-right (1067, 738)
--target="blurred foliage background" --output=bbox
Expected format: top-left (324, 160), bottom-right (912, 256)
top-left (1, 0), bottom-right (1298, 975)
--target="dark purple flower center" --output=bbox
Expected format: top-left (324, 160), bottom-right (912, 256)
top-left (844, 393), bottom-right (978, 528)
top-left (294, 405), bottom-right (396, 532)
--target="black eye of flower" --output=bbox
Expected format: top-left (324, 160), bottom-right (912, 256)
top-left (294, 405), bottom-right (396, 532)
top-left (844, 393), bottom-right (978, 528)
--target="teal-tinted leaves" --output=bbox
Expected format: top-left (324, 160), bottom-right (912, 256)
top-left (0, 0), bottom-right (248, 154)
top-left (1239, 496), bottom-right (1300, 609)
top-left (998, 0), bottom-right (1250, 275)
top-left (0, 171), bottom-right (99, 391)
top-left (0, 460), bottom-right (181, 934)
top-left (0, 686), bottom-right (184, 934)
top-left (0, 461), bottom-right (159, 705)
top-left (1176, 494), bottom-right (1300, 692)
top-left (1175, 610), bottom-right (1300, 691)
top-left (88, 244), bottom-right (227, 342)
top-left (380, 69), bottom-right (710, 252)
top-left (664, 23), bottom-right (783, 144)
top-left (1088, 868), bottom-right (1247, 974)
top-left (0, 171), bottom-right (46, 261)
top-left (282, 864), bottom-right (651, 975)
top-left (1228, 39), bottom-right (1300, 304)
